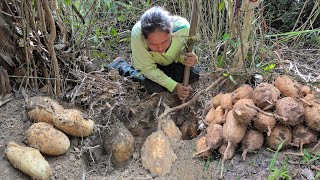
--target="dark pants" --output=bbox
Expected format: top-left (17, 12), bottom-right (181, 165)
top-left (144, 63), bottom-right (200, 94)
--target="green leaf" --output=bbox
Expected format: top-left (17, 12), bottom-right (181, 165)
top-left (204, 157), bottom-right (212, 171)
top-left (223, 73), bottom-right (229, 77)
top-left (223, 34), bottom-right (230, 42)
top-left (229, 75), bottom-right (237, 84)
top-left (217, 55), bottom-right (223, 67)
top-left (117, 15), bottom-right (126, 22)
top-left (110, 28), bottom-right (118, 37)
top-left (219, 1), bottom-right (225, 11)
top-left (64, 0), bottom-right (71, 5)
top-left (263, 63), bottom-right (276, 72)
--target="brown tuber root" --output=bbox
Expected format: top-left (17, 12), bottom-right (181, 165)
top-left (253, 112), bottom-right (276, 136)
top-left (141, 131), bottom-right (177, 176)
top-left (105, 123), bottom-right (135, 168)
top-left (211, 93), bottom-right (223, 108)
top-left (223, 111), bottom-right (247, 145)
top-left (193, 136), bottom-right (212, 158)
top-left (26, 96), bottom-right (64, 124)
top-left (204, 106), bottom-right (225, 125)
top-left (204, 107), bottom-right (215, 124)
top-left (233, 99), bottom-right (257, 125)
top-left (274, 75), bottom-right (299, 98)
top-left (52, 109), bottom-right (95, 137)
top-left (162, 118), bottom-right (182, 149)
top-left (304, 103), bottom-right (320, 131)
top-left (241, 129), bottom-right (264, 160)
top-left (26, 122), bottom-right (70, 156)
top-left (218, 142), bottom-right (236, 160)
top-left (193, 124), bottom-right (223, 157)
top-left (231, 84), bottom-right (254, 104)
top-left (221, 111), bottom-right (247, 177)
top-left (300, 85), bottom-right (311, 96)
top-left (275, 97), bottom-right (304, 126)
top-left (220, 93), bottom-right (233, 111)
top-left (291, 124), bottom-right (317, 148)
top-left (267, 125), bottom-right (292, 150)
top-left (253, 83), bottom-right (280, 109)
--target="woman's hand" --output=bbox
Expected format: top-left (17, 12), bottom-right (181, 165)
top-left (175, 83), bottom-right (191, 101)
top-left (184, 52), bottom-right (198, 67)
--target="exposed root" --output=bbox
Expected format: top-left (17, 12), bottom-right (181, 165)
top-left (246, 104), bottom-right (288, 122)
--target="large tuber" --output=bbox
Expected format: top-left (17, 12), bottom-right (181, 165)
top-left (26, 96), bottom-right (64, 124)
top-left (26, 122), bottom-right (70, 156)
top-left (231, 84), bottom-right (253, 104)
top-left (233, 99), bottom-right (257, 125)
top-left (253, 83), bottom-right (280, 109)
top-left (6, 142), bottom-right (52, 180)
top-left (193, 124), bottom-right (223, 157)
top-left (141, 131), bottom-right (177, 176)
top-left (253, 112), bottom-right (276, 136)
top-left (241, 129), bottom-right (264, 160)
top-left (267, 125), bottom-right (292, 150)
top-left (274, 75), bottom-right (299, 98)
top-left (276, 97), bottom-right (304, 126)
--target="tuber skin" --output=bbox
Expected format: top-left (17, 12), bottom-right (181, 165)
top-left (267, 125), bottom-right (292, 150)
top-left (274, 75), bottom-right (299, 98)
top-left (299, 85), bottom-right (311, 97)
top-left (193, 136), bottom-right (212, 158)
top-left (233, 99), bottom-right (257, 125)
top-left (304, 104), bottom-right (320, 131)
top-left (292, 124), bottom-right (318, 148)
top-left (26, 122), bottom-right (70, 156)
top-left (275, 97), bottom-right (304, 126)
top-left (253, 112), bottom-right (276, 136)
top-left (231, 84), bottom-right (254, 104)
top-left (193, 124), bottom-right (223, 157)
top-left (223, 111), bottom-right (247, 145)
top-left (141, 131), bottom-right (177, 176)
top-left (6, 142), bottom-right (52, 180)
top-left (241, 129), bottom-right (264, 160)
top-left (220, 93), bottom-right (233, 112)
top-left (52, 109), bottom-right (95, 137)
top-left (221, 111), bottom-right (247, 176)
top-left (212, 93), bottom-right (223, 108)
top-left (218, 142), bottom-right (236, 160)
top-left (205, 107), bottom-right (215, 125)
top-left (253, 83), bottom-right (281, 110)
top-left (26, 96), bottom-right (64, 124)
top-left (204, 106), bottom-right (225, 125)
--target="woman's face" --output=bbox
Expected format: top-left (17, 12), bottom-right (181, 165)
top-left (146, 30), bottom-right (172, 53)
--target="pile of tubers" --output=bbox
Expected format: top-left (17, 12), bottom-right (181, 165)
top-left (198, 75), bottom-right (319, 176)
top-left (5, 96), bottom-right (95, 179)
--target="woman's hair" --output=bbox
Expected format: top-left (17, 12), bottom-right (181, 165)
top-left (140, 6), bottom-right (172, 39)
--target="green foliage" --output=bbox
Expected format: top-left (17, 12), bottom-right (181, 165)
top-left (302, 149), bottom-right (320, 164)
top-left (203, 157), bottom-right (212, 171)
top-left (268, 140), bottom-right (286, 170)
top-left (263, 63), bottom-right (276, 72)
top-left (268, 167), bottom-right (291, 180)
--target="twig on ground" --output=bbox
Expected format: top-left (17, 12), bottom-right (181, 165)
top-left (311, 140), bottom-right (320, 152)
top-left (0, 94), bottom-right (13, 107)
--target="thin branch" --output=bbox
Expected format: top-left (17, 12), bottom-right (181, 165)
top-left (245, 104), bottom-right (288, 121)
top-left (158, 76), bottom-right (227, 120)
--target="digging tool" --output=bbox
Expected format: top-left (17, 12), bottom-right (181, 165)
top-left (182, 0), bottom-right (199, 103)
